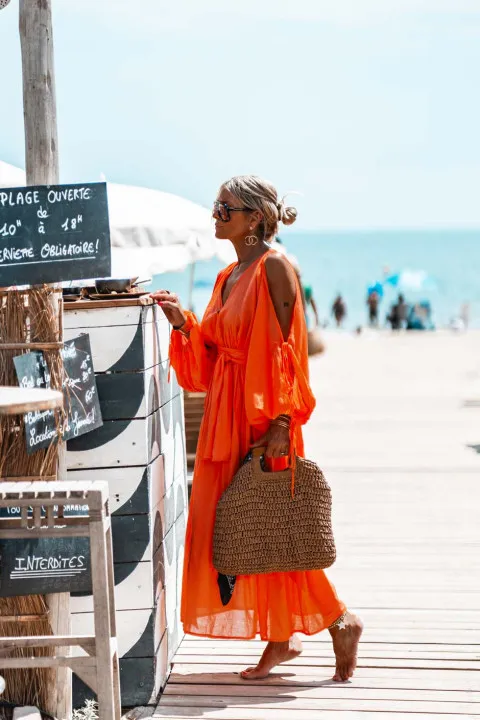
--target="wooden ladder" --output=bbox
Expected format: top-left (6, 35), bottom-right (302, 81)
top-left (0, 481), bottom-right (121, 719)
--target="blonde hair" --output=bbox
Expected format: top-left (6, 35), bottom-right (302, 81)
top-left (221, 175), bottom-right (297, 240)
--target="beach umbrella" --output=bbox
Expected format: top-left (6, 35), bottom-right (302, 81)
top-left (108, 182), bottom-right (236, 276)
top-left (0, 161), bottom-right (26, 187)
top-left (385, 270), bottom-right (437, 292)
top-left (367, 282), bottom-right (384, 298)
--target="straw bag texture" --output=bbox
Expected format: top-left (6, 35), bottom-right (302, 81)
top-left (213, 450), bottom-right (336, 575)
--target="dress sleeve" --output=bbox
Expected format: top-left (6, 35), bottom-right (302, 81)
top-left (169, 310), bottom-right (216, 392)
top-left (244, 266), bottom-right (316, 427)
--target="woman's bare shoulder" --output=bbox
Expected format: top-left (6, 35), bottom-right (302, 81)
top-left (264, 251), bottom-right (297, 290)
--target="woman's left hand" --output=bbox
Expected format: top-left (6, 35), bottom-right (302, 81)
top-left (251, 422), bottom-right (290, 458)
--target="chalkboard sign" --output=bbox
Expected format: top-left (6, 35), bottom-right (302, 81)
top-left (0, 182), bottom-right (110, 285)
top-left (0, 537), bottom-right (91, 597)
top-left (13, 333), bottom-right (103, 453)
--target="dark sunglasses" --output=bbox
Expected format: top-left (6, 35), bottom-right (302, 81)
top-left (213, 200), bottom-right (252, 223)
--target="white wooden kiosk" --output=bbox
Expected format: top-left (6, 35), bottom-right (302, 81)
top-left (64, 296), bottom-right (187, 708)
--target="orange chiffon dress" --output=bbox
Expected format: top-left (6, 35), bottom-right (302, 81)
top-left (169, 250), bottom-right (345, 641)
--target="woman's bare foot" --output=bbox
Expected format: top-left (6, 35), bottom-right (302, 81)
top-left (240, 634), bottom-right (303, 680)
top-left (329, 611), bottom-right (363, 682)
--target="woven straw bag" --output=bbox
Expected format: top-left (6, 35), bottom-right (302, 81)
top-left (213, 449), bottom-right (336, 575)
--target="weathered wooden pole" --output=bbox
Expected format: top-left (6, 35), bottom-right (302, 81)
top-left (19, 2), bottom-right (71, 717)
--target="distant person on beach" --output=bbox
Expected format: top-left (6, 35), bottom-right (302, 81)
top-left (152, 175), bottom-right (362, 683)
top-left (387, 294), bottom-right (409, 330)
top-left (332, 295), bottom-right (347, 327)
top-left (460, 303), bottom-right (470, 329)
top-left (366, 291), bottom-right (380, 327)
top-left (303, 283), bottom-right (320, 329)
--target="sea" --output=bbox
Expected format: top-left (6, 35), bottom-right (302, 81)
top-left (150, 229), bottom-right (480, 330)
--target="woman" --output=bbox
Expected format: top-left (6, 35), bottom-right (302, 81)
top-left (151, 176), bottom-right (363, 681)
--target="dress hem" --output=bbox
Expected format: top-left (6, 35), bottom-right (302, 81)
top-left (182, 603), bottom-right (347, 642)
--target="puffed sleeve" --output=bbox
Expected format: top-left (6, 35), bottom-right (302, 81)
top-left (169, 310), bottom-right (216, 392)
top-left (244, 266), bottom-right (316, 427)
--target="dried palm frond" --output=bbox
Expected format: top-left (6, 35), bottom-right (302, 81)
top-left (0, 287), bottom-right (65, 714)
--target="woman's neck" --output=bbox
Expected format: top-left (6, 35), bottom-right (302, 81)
top-left (231, 237), bottom-right (272, 266)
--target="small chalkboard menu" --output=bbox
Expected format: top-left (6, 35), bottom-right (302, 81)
top-left (13, 333), bottom-right (103, 454)
top-left (0, 536), bottom-right (91, 597)
top-left (0, 182), bottom-right (110, 285)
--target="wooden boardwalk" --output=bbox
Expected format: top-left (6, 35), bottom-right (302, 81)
top-left (155, 331), bottom-right (480, 719)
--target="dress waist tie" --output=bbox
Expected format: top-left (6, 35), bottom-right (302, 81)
top-left (202, 346), bottom-right (247, 462)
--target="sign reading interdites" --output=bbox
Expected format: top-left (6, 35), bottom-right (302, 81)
top-left (0, 181), bottom-right (111, 284)
top-left (0, 537), bottom-right (92, 597)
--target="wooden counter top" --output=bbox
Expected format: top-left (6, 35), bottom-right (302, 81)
top-left (63, 295), bottom-right (154, 311)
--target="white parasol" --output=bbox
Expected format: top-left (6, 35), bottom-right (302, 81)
top-left (107, 182), bottom-right (235, 276)
top-left (0, 161), bottom-right (26, 187)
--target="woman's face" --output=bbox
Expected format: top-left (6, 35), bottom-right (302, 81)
top-left (213, 188), bottom-right (261, 242)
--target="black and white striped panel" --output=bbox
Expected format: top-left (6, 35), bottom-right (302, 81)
top-left (64, 303), bottom-right (170, 371)
top-left (65, 300), bottom-right (188, 708)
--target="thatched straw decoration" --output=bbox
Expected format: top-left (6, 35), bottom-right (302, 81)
top-left (0, 286), bottom-right (65, 712)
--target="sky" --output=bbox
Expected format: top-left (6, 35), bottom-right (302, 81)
top-left (0, 0), bottom-right (479, 230)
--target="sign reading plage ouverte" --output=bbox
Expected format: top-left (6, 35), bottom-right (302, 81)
top-left (0, 181), bottom-right (111, 285)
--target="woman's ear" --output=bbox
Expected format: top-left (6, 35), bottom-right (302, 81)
top-left (250, 210), bottom-right (263, 230)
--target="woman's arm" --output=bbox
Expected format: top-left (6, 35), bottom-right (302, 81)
top-left (264, 253), bottom-right (297, 341)
top-left (250, 254), bottom-right (298, 457)
top-left (150, 290), bottom-right (214, 392)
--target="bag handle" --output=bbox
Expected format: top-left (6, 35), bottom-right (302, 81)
top-left (251, 444), bottom-right (296, 497)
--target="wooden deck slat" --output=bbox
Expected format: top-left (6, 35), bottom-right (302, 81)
top-left (163, 684), bottom-right (480, 702)
top-left (172, 654), bottom-right (480, 670)
top-left (168, 668), bottom-right (480, 690)
top-left (160, 695), bottom-right (480, 713)
top-left (153, 709), bottom-right (474, 719)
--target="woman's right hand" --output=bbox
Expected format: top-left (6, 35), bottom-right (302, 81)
top-left (150, 290), bottom-right (187, 329)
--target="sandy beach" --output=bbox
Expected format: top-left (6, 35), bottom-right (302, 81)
top-left (164, 330), bottom-right (480, 718)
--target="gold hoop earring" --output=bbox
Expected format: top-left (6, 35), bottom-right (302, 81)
top-left (245, 235), bottom-right (258, 246)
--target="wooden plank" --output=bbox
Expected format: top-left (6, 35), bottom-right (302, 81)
top-left (172, 654), bottom-right (480, 671)
top-left (65, 297), bottom-right (154, 311)
top-left (163, 683), bottom-right (480, 702)
top-left (0, 386), bottom-right (63, 415)
top-left (175, 647), bottom-right (480, 661)
top-left (169, 663), bottom-right (480, 684)
top-left (152, 708), bottom-right (473, 720)
top-left (159, 694), bottom-right (480, 713)
top-left (168, 669), bottom-right (480, 691)
top-left (0, 635), bottom-right (95, 649)
top-left (177, 640), bottom-right (480, 655)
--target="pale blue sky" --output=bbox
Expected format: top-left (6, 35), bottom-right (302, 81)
top-left (1, 0), bottom-right (479, 229)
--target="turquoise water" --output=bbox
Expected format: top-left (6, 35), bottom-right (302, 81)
top-left (151, 229), bottom-right (480, 329)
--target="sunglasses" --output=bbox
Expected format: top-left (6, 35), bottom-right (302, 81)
top-left (213, 200), bottom-right (252, 223)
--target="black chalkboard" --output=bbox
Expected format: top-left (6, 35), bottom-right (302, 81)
top-left (13, 333), bottom-right (103, 454)
top-left (0, 182), bottom-right (110, 285)
top-left (0, 537), bottom-right (91, 597)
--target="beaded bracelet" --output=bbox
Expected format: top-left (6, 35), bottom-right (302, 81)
top-left (328, 612), bottom-right (347, 630)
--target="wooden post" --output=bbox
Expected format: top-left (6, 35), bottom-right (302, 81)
top-left (19, 2), bottom-right (71, 718)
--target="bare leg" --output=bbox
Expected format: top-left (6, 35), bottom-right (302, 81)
top-left (240, 635), bottom-right (303, 680)
top-left (329, 611), bottom-right (363, 682)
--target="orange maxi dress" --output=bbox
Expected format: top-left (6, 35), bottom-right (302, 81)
top-left (169, 250), bottom-right (345, 641)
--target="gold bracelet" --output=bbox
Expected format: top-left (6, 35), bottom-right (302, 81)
top-left (272, 421), bottom-right (291, 430)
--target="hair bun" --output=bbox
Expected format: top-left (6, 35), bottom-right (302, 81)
top-left (278, 202), bottom-right (297, 226)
